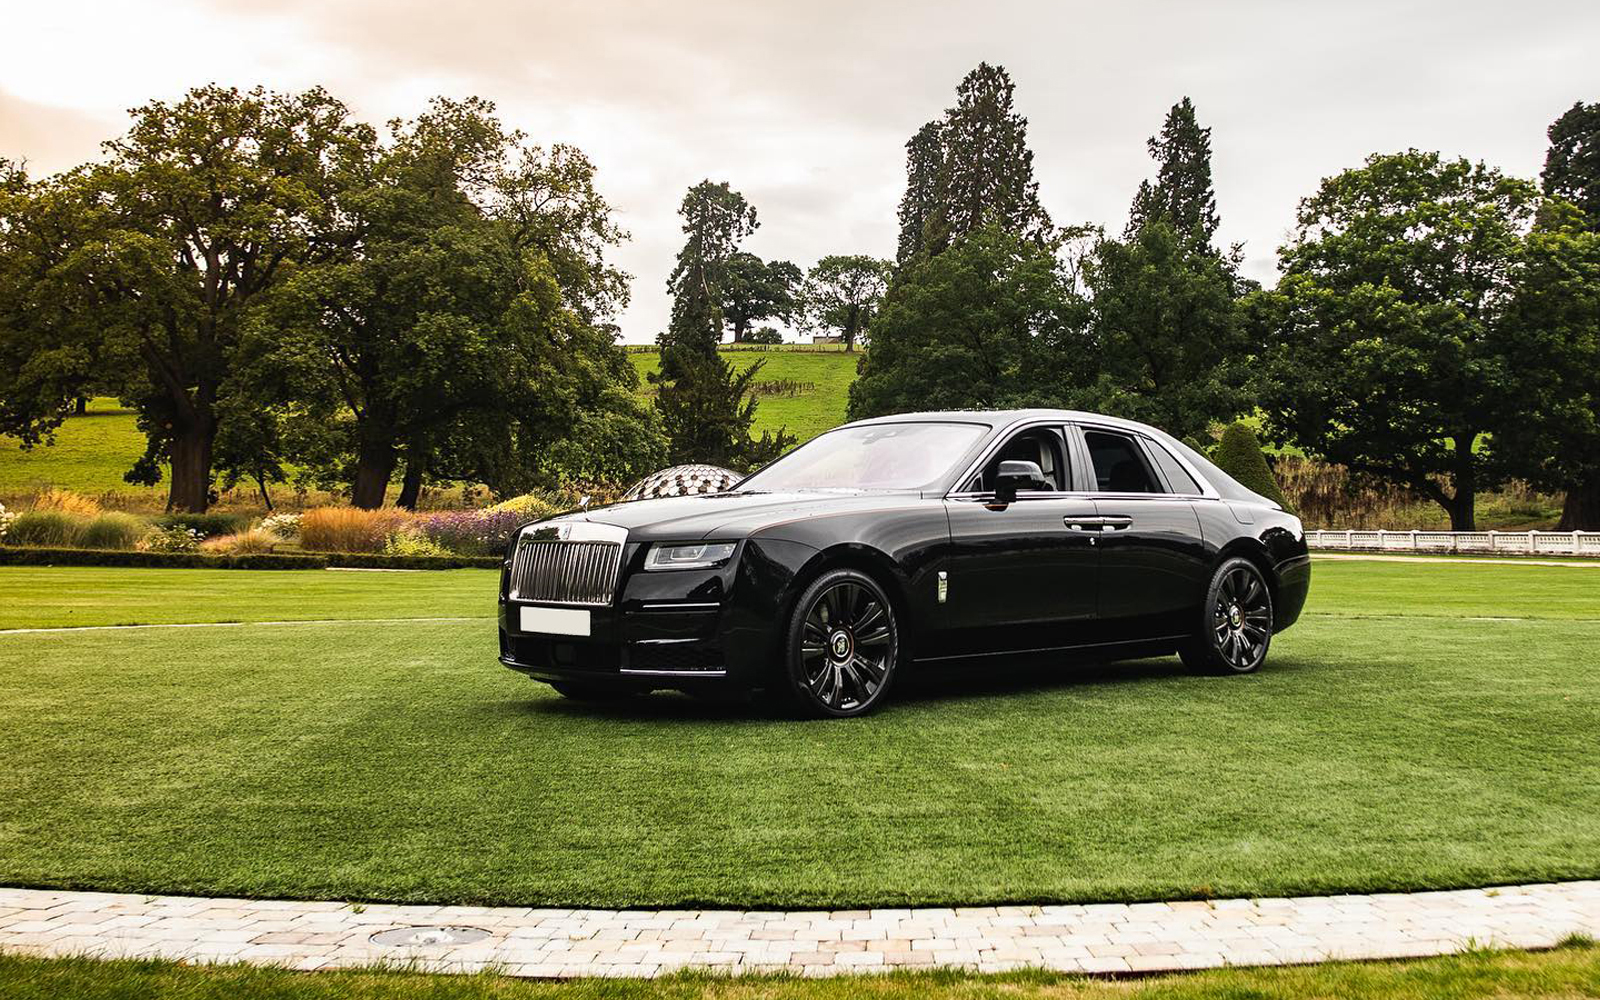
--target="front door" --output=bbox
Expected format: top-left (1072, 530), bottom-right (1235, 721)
top-left (932, 425), bottom-right (1100, 658)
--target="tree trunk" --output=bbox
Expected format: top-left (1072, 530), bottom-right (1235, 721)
top-left (74, 397), bottom-right (88, 416)
top-left (1442, 490), bottom-right (1476, 531)
top-left (350, 433), bottom-right (396, 510)
top-left (396, 457), bottom-right (424, 510)
top-left (167, 418), bottom-right (216, 513)
top-left (1557, 479), bottom-right (1600, 530)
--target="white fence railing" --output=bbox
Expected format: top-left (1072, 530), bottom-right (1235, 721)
top-left (1308, 529), bottom-right (1600, 557)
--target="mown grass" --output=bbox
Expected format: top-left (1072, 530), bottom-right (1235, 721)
top-left (0, 398), bottom-right (158, 500)
top-left (0, 559), bottom-right (1595, 909)
top-left (628, 349), bottom-right (860, 444)
top-left (0, 566), bottom-right (496, 630)
top-left (2, 939), bottom-right (1598, 999)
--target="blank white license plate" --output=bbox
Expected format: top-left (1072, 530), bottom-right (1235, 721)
top-left (519, 606), bottom-right (591, 637)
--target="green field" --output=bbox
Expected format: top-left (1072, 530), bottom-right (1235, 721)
top-left (0, 557), bottom-right (1595, 910)
top-left (627, 348), bottom-right (860, 443)
top-left (4, 941), bottom-right (1598, 1000)
top-left (0, 397), bottom-right (159, 500)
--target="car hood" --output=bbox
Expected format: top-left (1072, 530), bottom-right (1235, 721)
top-left (551, 490), bottom-right (924, 541)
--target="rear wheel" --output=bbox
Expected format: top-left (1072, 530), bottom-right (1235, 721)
top-left (783, 569), bottom-right (899, 718)
top-left (1180, 557), bottom-right (1273, 674)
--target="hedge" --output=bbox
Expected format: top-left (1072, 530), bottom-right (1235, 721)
top-left (1214, 421), bottom-right (1293, 511)
top-left (0, 548), bottom-right (504, 571)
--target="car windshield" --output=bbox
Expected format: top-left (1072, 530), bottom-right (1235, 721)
top-left (737, 421), bottom-right (989, 492)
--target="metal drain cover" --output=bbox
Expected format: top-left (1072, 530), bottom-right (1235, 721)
top-left (370, 925), bottom-right (492, 948)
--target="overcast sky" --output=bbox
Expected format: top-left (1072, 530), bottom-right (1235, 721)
top-left (3, 0), bottom-right (1597, 342)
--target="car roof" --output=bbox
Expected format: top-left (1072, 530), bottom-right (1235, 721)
top-left (842, 408), bottom-right (1160, 437)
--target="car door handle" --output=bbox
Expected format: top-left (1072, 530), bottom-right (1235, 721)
top-left (1063, 517), bottom-right (1105, 531)
top-left (1097, 515), bottom-right (1133, 531)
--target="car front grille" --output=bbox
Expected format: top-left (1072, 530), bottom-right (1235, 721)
top-left (508, 539), bottom-right (621, 606)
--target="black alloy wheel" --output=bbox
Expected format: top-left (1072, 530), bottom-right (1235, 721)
top-left (784, 568), bottom-right (899, 717)
top-left (1181, 556), bottom-right (1274, 674)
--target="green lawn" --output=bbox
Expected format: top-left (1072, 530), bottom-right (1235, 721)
top-left (0, 558), bottom-right (1595, 909)
top-left (4, 941), bottom-right (1598, 1000)
top-left (628, 349), bottom-right (860, 443)
top-left (0, 398), bottom-right (159, 500)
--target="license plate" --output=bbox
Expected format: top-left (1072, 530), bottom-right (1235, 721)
top-left (519, 606), bottom-right (591, 637)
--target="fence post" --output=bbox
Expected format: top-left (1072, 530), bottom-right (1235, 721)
top-left (1489, 529), bottom-right (1498, 553)
top-left (1409, 529), bottom-right (1418, 553)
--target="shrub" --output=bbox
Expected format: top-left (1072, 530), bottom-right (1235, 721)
top-left (0, 503), bottom-right (16, 544)
top-left (156, 512), bottom-right (249, 539)
top-left (384, 529), bottom-right (450, 558)
top-left (258, 513), bottom-right (303, 541)
top-left (7, 510), bottom-right (87, 547)
top-left (1213, 422), bottom-right (1292, 511)
top-left (199, 529), bottom-right (277, 555)
top-left (78, 512), bottom-right (148, 550)
top-left (30, 488), bottom-right (100, 516)
top-left (417, 508), bottom-right (532, 556)
top-left (140, 525), bottom-right (203, 553)
top-left (486, 493), bottom-right (560, 521)
top-left (300, 507), bottom-right (410, 553)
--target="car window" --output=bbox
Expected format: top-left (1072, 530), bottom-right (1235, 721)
top-left (966, 428), bottom-right (1068, 492)
top-left (737, 421), bottom-right (990, 492)
top-left (1147, 440), bottom-right (1203, 494)
top-left (1084, 430), bottom-right (1164, 494)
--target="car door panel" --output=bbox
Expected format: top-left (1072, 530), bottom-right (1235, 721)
top-left (936, 495), bottom-right (1101, 657)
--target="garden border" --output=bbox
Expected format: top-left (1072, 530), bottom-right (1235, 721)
top-left (0, 547), bottom-right (502, 571)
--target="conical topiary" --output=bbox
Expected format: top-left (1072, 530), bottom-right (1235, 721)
top-left (1213, 421), bottom-right (1292, 511)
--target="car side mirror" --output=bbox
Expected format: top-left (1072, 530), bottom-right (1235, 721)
top-left (993, 459), bottom-right (1047, 505)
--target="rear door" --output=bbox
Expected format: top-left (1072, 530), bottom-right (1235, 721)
top-left (1071, 424), bottom-right (1210, 641)
top-left (934, 423), bottom-right (1100, 658)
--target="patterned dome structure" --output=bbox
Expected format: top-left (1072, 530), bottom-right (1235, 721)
top-left (621, 464), bottom-right (743, 501)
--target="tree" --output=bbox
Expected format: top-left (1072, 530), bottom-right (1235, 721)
top-left (653, 181), bottom-right (793, 468)
top-left (802, 255), bottom-right (890, 351)
top-left (1078, 221), bottom-right (1247, 441)
top-left (920, 63), bottom-right (1053, 256)
top-left (258, 98), bottom-right (656, 507)
top-left (1126, 97), bottom-right (1220, 245)
top-left (1543, 101), bottom-right (1600, 223)
top-left (896, 121), bottom-right (944, 265)
top-left (1251, 151), bottom-right (1542, 530)
top-left (0, 87), bottom-right (372, 511)
top-left (1489, 210), bottom-right (1600, 528)
top-left (848, 224), bottom-right (1083, 419)
top-left (1213, 421), bottom-right (1291, 510)
top-left (1537, 101), bottom-right (1600, 527)
top-left (721, 252), bottom-right (801, 342)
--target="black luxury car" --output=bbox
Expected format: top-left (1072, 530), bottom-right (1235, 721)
top-left (498, 410), bottom-right (1311, 717)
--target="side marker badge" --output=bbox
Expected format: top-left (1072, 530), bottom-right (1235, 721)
top-left (937, 570), bottom-right (948, 603)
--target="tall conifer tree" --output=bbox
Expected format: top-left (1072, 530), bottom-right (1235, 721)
top-left (1126, 97), bottom-right (1221, 246)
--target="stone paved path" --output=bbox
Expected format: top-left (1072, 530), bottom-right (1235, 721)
top-left (2, 882), bottom-right (1597, 978)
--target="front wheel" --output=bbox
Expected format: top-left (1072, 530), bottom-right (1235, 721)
top-left (1180, 557), bottom-right (1274, 674)
top-left (783, 569), bottom-right (899, 718)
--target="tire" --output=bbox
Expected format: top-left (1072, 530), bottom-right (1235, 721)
top-left (549, 682), bottom-right (638, 701)
top-left (1180, 556), bottom-right (1274, 675)
top-left (782, 568), bottom-right (900, 718)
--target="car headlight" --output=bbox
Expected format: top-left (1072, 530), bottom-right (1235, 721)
top-left (643, 541), bottom-right (737, 571)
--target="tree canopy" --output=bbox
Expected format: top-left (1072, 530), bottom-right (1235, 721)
top-left (1127, 97), bottom-right (1221, 245)
top-left (802, 255), bottom-right (890, 352)
top-left (849, 225), bottom-right (1083, 419)
top-left (1251, 151), bottom-right (1544, 530)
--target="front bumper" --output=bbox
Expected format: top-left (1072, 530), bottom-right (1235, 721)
top-left (498, 600), bottom-right (732, 686)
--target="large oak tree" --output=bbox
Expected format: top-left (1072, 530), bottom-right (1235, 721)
top-left (0, 86), bottom-right (371, 511)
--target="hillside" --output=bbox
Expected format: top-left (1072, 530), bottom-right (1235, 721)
top-left (626, 348), bottom-right (859, 444)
